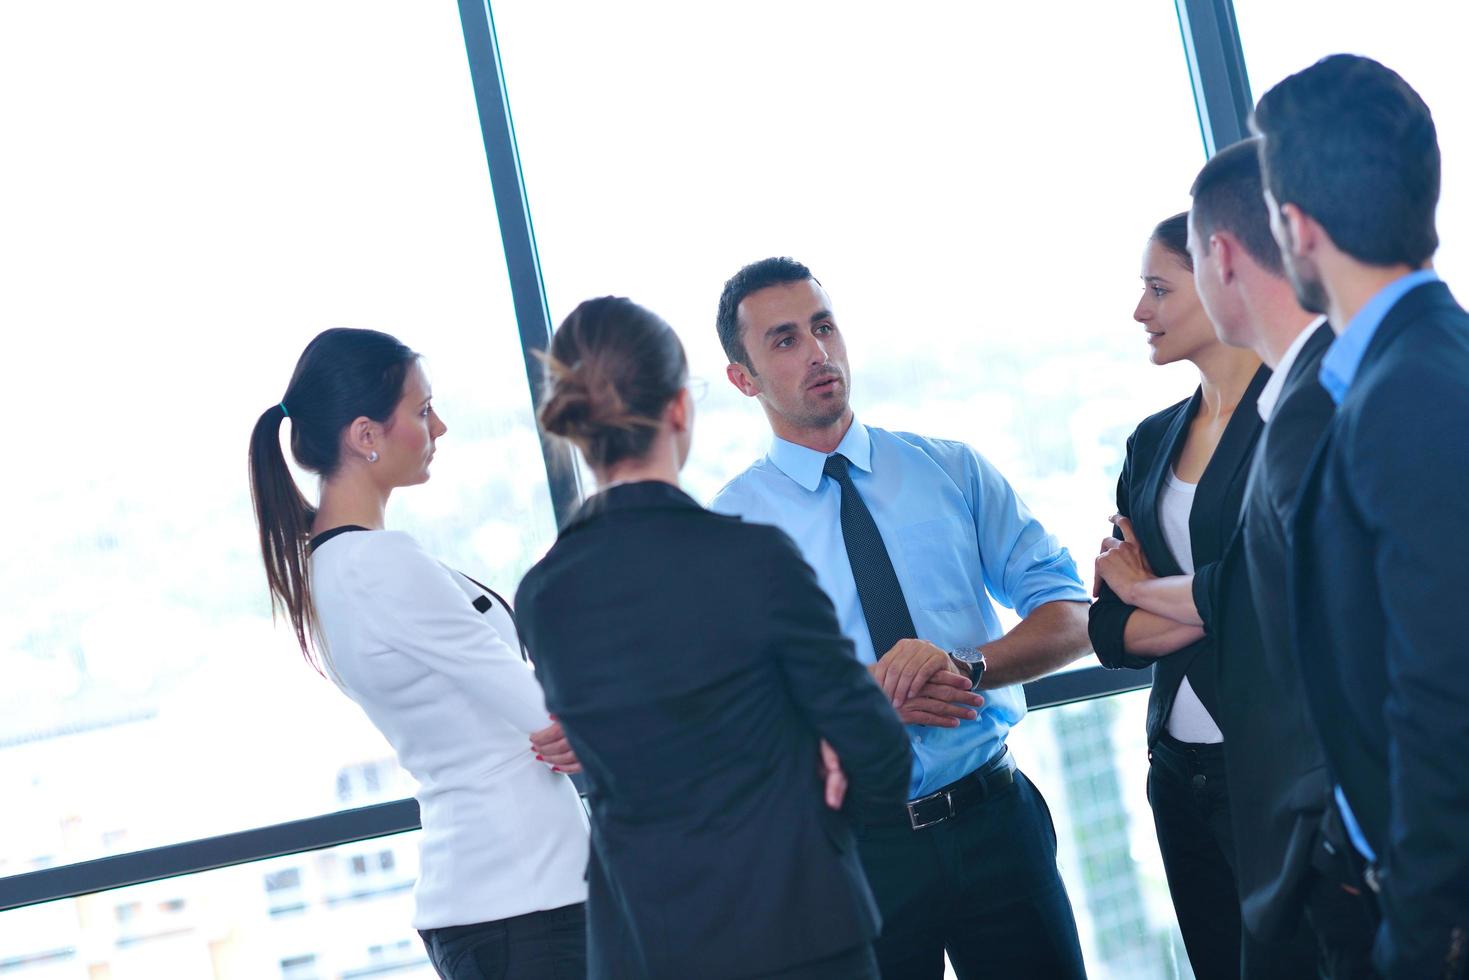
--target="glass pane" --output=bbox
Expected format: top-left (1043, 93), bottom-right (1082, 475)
top-left (0, 834), bottom-right (433, 979)
top-left (1233, 0), bottom-right (1468, 281)
top-left (0, 2), bottom-right (554, 873)
top-left (492, 1), bottom-right (1206, 651)
top-left (0, 694), bottom-right (1185, 979)
top-left (1009, 690), bottom-right (1195, 979)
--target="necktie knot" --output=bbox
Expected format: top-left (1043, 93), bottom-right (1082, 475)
top-left (823, 453), bottom-right (851, 482)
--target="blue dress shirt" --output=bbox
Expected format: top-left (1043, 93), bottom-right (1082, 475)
top-left (1319, 268), bottom-right (1441, 404)
top-left (710, 420), bottom-right (1089, 799)
top-left (1318, 268), bottom-right (1440, 865)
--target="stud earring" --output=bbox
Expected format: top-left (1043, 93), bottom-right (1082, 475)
top-left (367, 451), bottom-right (379, 463)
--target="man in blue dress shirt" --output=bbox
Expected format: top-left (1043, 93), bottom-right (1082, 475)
top-left (710, 257), bottom-right (1092, 979)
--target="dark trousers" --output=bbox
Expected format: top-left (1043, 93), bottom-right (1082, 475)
top-left (855, 767), bottom-right (1085, 980)
top-left (1149, 735), bottom-right (1245, 980)
top-left (753, 944), bottom-right (880, 979)
top-left (419, 903), bottom-right (586, 980)
top-left (1151, 736), bottom-right (1327, 979)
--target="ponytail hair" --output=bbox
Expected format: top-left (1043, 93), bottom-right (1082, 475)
top-left (248, 328), bottom-right (419, 666)
top-left (538, 297), bottom-right (688, 471)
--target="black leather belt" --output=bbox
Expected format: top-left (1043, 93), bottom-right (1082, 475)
top-left (860, 747), bottom-right (1016, 830)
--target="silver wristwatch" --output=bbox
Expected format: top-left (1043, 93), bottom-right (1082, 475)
top-left (949, 646), bottom-right (987, 690)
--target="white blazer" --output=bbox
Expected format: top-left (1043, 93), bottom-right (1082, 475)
top-left (310, 528), bottom-right (588, 929)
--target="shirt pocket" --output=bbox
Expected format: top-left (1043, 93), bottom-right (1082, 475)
top-left (894, 516), bottom-right (981, 612)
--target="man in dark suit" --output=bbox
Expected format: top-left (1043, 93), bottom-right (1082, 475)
top-left (1186, 137), bottom-right (1375, 979)
top-left (1253, 54), bottom-right (1469, 979)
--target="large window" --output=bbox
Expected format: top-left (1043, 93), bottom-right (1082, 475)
top-left (0, 1), bottom-right (555, 875)
top-left (1232, 0), bottom-right (1467, 281)
top-left (493, 3), bottom-right (1206, 973)
top-left (492, 1), bottom-right (1208, 604)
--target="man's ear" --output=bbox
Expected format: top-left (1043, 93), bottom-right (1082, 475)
top-left (1281, 202), bottom-right (1317, 259)
top-left (1212, 231), bottom-right (1237, 284)
top-left (726, 360), bottom-right (761, 398)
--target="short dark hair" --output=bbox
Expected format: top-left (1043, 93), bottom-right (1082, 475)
top-left (1151, 212), bottom-right (1193, 272)
top-left (1252, 54), bottom-right (1439, 267)
top-left (1189, 138), bottom-right (1284, 275)
top-left (715, 257), bottom-right (817, 369)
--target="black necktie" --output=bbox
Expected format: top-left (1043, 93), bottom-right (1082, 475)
top-left (823, 453), bottom-right (916, 658)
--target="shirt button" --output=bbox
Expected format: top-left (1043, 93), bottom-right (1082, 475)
top-left (1191, 774), bottom-right (1208, 791)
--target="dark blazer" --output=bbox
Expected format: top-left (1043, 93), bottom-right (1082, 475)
top-left (1291, 281), bottom-right (1469, 979)
top-left (1196, 323), bottom-right (1335, 942)
top-left (515, 481), bottom-right (911, 980)
top-left (1089, 365), bottom-right (1270, 745)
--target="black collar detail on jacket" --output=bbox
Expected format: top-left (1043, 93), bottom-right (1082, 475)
top-left (562, 480), bottom-right (707, 535)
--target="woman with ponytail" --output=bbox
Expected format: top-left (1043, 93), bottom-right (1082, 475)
top-left (515, 298), bottom-right (910, 980)
top-left (248, 328), bottom-right (588, 979)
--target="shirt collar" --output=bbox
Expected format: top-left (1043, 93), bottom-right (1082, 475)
top-left (1320, 269), bottom-right (1440, 404)
top-left (766, 417), bottom-right (872, 492)
top-left (1257, 316), bottom-right (1328, 423)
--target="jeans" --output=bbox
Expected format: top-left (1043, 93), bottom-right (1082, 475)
top-left (419, 903), bottom-right (587, 980)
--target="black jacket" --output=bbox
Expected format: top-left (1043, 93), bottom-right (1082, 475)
top-left (1088, 366), bottom-right (1270, 745)
top-left (515, 481), bottom-right (910, 980)
top-left (1199, 323), bottom-right (1335, 942)
top-left (1291, 281), bottom-right (1469, 979)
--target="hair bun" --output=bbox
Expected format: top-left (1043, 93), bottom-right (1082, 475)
top-left (539, 354), bottom-right (638, 440)
top-left (537, 297), bottom-right (687, 470)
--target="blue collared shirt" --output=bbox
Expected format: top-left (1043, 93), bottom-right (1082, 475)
top-left (710, 420), bottom-right (1089, 799)
top-left (1319, 268), bottom-right (1441, 404)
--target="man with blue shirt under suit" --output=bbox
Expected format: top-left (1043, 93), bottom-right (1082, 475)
top-left (710, 257), bottom-right (1092, 979)
top-left (1253, 54), bottom-right (1469, 980)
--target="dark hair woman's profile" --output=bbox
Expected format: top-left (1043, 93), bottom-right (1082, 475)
top-left (248, 327), bottom-right (589, 980)
top-left (515, 296), bottom-right (911, 980)
top-left (1088, 215), bottom-right (1271, 979)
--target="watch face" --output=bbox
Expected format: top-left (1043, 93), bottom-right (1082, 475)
top-left (951, 646), bottom-right (983, 664)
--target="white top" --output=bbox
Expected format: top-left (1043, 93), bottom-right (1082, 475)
top-left (1257, 316), bottom-right (1329, 423)
top-left (310, 529), bottom-right (588, 929)
top-left (1156, 470), bottom-right (1224, 744)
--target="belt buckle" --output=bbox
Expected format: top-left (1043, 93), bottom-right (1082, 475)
top-left (907, 789), bottom-right (955, 830)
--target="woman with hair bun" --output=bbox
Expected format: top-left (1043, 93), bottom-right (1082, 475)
top-left (247, 328), bottom-right (588, 979)
top-left (515, 297), bottom-right (911, 980)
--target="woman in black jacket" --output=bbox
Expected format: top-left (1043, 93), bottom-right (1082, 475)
top-left (1088, 214), bottom-right (1269, 980)
top-left (515, 297), bottom-right (910, 980)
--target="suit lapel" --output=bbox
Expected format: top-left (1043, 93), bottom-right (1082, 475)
top-left (1283, 323), bottom-right (1335, 389)
top-left (1133, 391), bottom-right (1199, 578)
top-left (1190, 365), bottom-right (1271, 560)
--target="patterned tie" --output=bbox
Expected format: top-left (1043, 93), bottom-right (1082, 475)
top-left (823, 453), bottom-right (917, 658)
